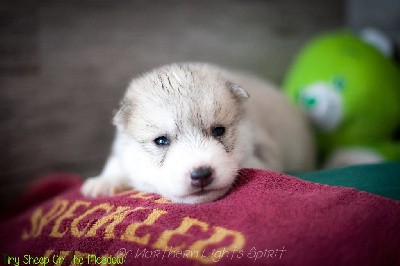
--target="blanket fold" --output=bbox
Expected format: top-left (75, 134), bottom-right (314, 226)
top-left (1, 169), bottom-right (399, 265)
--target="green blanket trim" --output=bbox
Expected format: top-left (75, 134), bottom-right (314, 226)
top-left (295, 162), bottom-right (400, 200)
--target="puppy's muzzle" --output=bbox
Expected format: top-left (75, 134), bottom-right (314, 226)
top-left (190, 166), bottom-right (213, 188)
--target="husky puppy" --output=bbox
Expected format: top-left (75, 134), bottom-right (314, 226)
top-left (81, 63), bottom-right (315, 203)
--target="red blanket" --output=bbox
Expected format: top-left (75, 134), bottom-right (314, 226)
top-left (1, 169), bottom-right (399, 265)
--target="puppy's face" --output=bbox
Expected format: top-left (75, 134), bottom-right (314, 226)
top-left (115, 64), bottom-right (249, 203)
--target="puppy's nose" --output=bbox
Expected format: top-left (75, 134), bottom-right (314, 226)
top-left (190, 167), bottom-right (213, 188)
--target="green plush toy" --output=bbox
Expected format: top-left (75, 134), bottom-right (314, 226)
top-left (283, 30), bottom-right (400, 167)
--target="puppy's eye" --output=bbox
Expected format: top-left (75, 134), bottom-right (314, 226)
top-left (211, 126), bottom-right (226, 138)
top-left (154, 136), bottom-right (170, 146)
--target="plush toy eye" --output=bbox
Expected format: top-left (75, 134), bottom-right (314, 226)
top-left (154, 136), bottom-right (170, 146)
top-left (332, 76), bottom-right (346, 91)
top-left (211, 126), bottom-right (226, 138)
top-left (303, 97), bottom-right (317, 109)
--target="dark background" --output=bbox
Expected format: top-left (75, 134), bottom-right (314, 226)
top-left (1, 0), bottom-right (399, 210)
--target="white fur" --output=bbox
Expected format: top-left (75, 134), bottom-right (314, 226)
top-left (81, 63), bottom-right (315, 203)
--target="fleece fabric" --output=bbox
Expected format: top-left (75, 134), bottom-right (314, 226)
top-left (295, 162), bottom-right (400, 200)
top-left (0, 169), bottom-right (399, 266)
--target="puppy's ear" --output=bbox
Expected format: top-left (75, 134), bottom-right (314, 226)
top-left (227, 82), bottom-right (249, 101)
top-left (113, 99), bottom-right (133, 130)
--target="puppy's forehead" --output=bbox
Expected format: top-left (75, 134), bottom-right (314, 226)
top-left (126, 64), bottom-right (241, 127)
top-left (128, 64), bottom-right (229, 99)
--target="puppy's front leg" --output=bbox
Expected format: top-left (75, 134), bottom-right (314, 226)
top-left (81, 154), bottom-right (130, 198)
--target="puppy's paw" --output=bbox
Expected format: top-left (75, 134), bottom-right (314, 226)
top-left (81, 177), bottom-right (122, 198)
